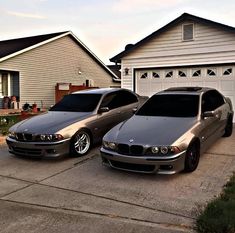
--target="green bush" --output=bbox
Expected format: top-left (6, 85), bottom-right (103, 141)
top-left (0, 115), bottom-right (21, 135)
top-left (196, 174), bottom-right (235, 233)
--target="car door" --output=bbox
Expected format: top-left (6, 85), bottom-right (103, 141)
top-left (200, 91), bottom-right (223, 149)
top-left (114, 90), bottom-right (139, 122)
top-left (89, 90), bottom-right (139, 141)
top-left (89, 91), bottom-right (123, 140)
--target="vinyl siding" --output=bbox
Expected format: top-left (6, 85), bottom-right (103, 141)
top-left (121, 21), bottom-right (235, 90)
top-left (0, 35), bottom-right (115, 108)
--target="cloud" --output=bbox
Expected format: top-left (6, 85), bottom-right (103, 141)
top-left (112, 0), bottom-right (186, 13)
top-left (6, 11), bottom-right (46, 19)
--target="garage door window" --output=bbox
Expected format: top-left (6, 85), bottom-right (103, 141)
top-left (192, 69), bottom-right (201, 77)
top-left (152, 72), bottom-right (160, 78)
top-left (140, 72), bottom-right (148, 79)
top-left (165, 71), bottom-right (173, 78)
top-left (178, 70), bottom-right (187, 77)
top-left (207, 69), bottom-right (216, 76)
top-left (223, 68), bottom-right (232, 76)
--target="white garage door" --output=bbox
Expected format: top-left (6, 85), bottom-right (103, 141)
top-left (136, 65), bottom-right (235, 118)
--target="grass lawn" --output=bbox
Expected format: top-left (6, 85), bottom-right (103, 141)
top-left (196, 173), bottom-right (235, 233)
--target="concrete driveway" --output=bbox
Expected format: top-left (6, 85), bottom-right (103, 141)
top-left (0, 132), bottom-right (235, 233)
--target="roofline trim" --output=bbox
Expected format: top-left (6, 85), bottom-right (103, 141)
top-left (0, 31), bottom-right (70, 63)
top-left (0, 31), bottom-right (120, 82)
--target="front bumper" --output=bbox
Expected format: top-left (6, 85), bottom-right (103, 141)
top-left (6, 137), bottom-right (71, 158)
top-left (100, 147), bottom-right (186, 174)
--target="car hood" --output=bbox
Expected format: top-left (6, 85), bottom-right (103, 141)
top-left (10, 111), bottom-right (91, 134)
top-left (107, 115), bottom-right (197, 146)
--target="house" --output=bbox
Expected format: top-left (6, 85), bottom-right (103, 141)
top-left (110, 13), bottom-right (235, 117)
top-left (0, 31), bottom-right (120, 108)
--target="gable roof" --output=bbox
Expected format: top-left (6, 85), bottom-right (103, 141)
top-left (0, 31), bottom-right (68, 59)
top-left (0, 31), bottom-right (120, 82)
top-left (110, 13), bottom-right (235, 63)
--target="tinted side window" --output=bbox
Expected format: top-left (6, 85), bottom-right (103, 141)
top-left (100, 93), bottom-right (119, 110)
top-left (116, 90), bottom-right (138, 106)
top-left (211, 90), bottom-right (225, 109)
top-left (202, 90), bottom-right (225, 112)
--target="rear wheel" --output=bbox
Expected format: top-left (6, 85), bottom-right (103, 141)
top-left (184, 143), bottom-right (200, 173)
top-left (223, 116), bottom-right (233, 137)
top-left (70, 130), bottom-right (91, 157)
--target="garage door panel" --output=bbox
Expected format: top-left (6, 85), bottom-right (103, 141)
top-left (162, 82), bottom-right (177, 90)
top-left (221, 81), bottom-right (235, 91)
top-left (135, 66), bottom-right (235, 121)
top-left (203, 81), bottom-right (218, 89)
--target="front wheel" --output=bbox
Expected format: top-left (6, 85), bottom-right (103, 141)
top-left (184, 143), bottom-right (200, 173)
top-left (70, 130), bottom-right (91, 157)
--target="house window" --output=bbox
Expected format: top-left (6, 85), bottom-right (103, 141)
top-left (140, 72), bottom-right (148, 79)
top-left (182, 23), bottom-right (194, 41)
top-left (0, 73), bottom-right (9, 96)
top-left (152, 72), bottom-right (160, 78)
top-left (178, 70), bottom-right (187, 77)
top-left (192, 69), bottom-right (201, 77)
top-left (223, 68), bottom-right (232, 76)
top-left (207, 68), bottom-right (216, 76)
top-left (165, 71), bottom-right (173, 78)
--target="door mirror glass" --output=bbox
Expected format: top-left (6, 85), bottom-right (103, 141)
top-left (98, 107), bottom-right (110, 114)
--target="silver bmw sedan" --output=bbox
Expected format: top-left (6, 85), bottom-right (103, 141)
top-left (101, 87), bottom-right (233, 174)
top-left (6, 88), bottom-right (146, 158)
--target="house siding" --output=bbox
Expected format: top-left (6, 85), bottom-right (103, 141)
top-left (0, 35), bottom-right (115, 108)
top-left (121, 21), bottom-right (235, 90)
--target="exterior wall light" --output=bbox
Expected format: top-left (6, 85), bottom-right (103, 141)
top-left (124, 68), bottom-right (129, 75)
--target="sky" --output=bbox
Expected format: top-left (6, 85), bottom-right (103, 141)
top-left (0, 0), bottom-right (235, 64)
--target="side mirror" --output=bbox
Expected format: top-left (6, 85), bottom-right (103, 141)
top-left (98, 107), bottom-right (110, 114)
top-left (202, 111), bottom-right (215, 118)
top-left (132, 107), bottom-right (138, 113)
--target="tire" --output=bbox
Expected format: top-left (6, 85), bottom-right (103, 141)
top-left (70, 130), bottom-right (91, 157)
top-left (223, 116), bottom-right (233, 137)
top-left (184, 143), bottom-right (200, 173)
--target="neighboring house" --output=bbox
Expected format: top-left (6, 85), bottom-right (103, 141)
top-left (110, 13), bottom-right (235, 116)
top-left (107, 64), bottom-right (121, 86)
top-left (0, 31), bottom-right (120, 108)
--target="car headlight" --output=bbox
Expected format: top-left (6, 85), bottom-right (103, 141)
top-left (8, 131), bottom-right (16, 139)
top-left (150, 146), bottom-right (180, 155)
top-left (103, 140), bottom-right (117, 151)
top-left (38, 134), bottom-right (64, 142)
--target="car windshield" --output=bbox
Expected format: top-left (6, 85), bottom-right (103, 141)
top-left (136, 94), bottom-right (199, 117)
top-left (50, 94), bottom-right (102, 112)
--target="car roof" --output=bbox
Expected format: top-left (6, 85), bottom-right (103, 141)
top-left (71, 88), bottom-right (121, 95)
top-left (158, 87), bottom-right (214, 95)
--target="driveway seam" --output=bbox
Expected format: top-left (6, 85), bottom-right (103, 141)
top-left (0, 199), bottom-right (193, 232)
top-left (0, 173), bottom-right (195, 221)
top-left (204, 152), bottom-right (235, 157)
top-left (38, 153), bottom-right (99, 183)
